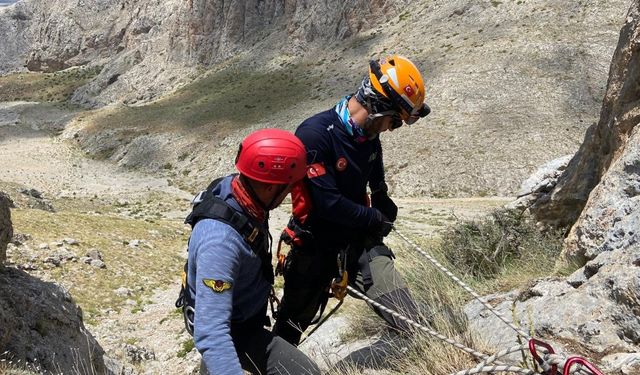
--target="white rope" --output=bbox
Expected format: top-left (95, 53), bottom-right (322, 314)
top-left (547, 354), bottom-right (598, 375)
top-left (392, 228), bottom-right (601, 375)
top-left (392, 228), bottom-right (531, 339)
top-left (451, 364), bottom-right (535, 375)
top-left (469, 344), bottom-right (529, 370)
top-left (346, 285), bottom-right (508, 364)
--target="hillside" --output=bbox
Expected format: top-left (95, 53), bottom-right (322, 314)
top-left (0, 0), bottom-right (630, 197)
top-left (1, 0), bottom-right (639, 374)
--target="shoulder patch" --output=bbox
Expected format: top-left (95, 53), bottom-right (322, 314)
top-left (336, 157), bottom-right (348, 172)
top-left (307, 163), bottom-right (326, 179)
top-left (203, 279), bottom-right (232, 293)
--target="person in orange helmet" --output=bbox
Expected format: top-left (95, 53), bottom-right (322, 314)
top-left (273, 55), bottom-right (431, 345)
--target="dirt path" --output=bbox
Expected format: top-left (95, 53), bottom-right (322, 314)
top-left (0, 102), bottom-right (190, 201)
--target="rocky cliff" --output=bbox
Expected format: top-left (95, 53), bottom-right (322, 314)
top-left (0, 192), bottom-right (119, 374)
top-left (0, 0), bottom-right (401, 106)
top-left (527, 0), bottom-right (640, 265)
top-left (468, 3), bottom-right (640, 373)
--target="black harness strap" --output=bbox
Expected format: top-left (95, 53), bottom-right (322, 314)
top-left (176, 177), bottom-right (274, 335)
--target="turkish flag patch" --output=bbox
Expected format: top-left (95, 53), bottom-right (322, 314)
top-left (307, 163), bottom-right (326, 179)
top-left (404, 84), bottom-right (415, 97)
top-left (336, 157), bottom-right (348, 172)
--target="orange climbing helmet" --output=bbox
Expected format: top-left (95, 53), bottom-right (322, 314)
top-left (369, 55), bottom-right (430, 124)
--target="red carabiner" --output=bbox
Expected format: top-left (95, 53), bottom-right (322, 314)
top-left (528, 338), bottom-right (558, 375)
top-left (564, 356), bottom-right (604, 375)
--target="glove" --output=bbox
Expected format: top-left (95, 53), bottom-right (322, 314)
top-left (370, 209), bottom-right (393, 238)
top-left (371, 191), bottom-right (398, 222)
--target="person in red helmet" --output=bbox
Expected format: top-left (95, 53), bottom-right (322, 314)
top-left (176, 129), bottom-right (320, 375)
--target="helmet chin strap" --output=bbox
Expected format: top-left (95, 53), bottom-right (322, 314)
top-left (266, 184), bottom-right (289, 210)
top-left (240, 175), bottom-right (288, 212)
top-left (239, 175), bottom-right (269, 213)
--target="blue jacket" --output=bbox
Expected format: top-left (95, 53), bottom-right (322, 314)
top-left (295, 108), bottom-right (385, 244)
top-left (186, 175), bottom-right (271, 375)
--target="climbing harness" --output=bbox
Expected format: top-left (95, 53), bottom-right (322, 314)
top-left (297, 248), bottom-right (350, 345)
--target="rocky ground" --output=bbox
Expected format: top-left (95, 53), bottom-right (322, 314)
top-left (0, 101), bottom-right (510, 374)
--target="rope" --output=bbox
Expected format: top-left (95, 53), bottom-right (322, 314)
top-left (547, 354), bottom-right (597, 375)
top-left (346, 285), bottom-right (510, 365)
top-left (392, 229), bottom-right (601, 375)
top-left (469, 344), bottom-right (529, 370)
top-left (392, 228), bottom-right (531, 340)
top-left (451, 364), bottom-right (535, 375)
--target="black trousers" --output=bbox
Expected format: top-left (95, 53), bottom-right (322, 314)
top-left (200, 308), bottom-right (320, 375)
top-left (272, 239), bottom-right (419, 346)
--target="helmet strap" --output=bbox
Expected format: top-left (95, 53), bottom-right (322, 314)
top-left (239, 174), bottom-right (270, 214)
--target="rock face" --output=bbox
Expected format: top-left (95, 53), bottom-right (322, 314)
top-left (0, 267), bottom-right (116, 374)
top-left (466, 244), bottom-right (640, 374)
top-left (0, 0), bottom-right (400, 106)
top-left (467, 3), bottom-right (640, 373)
top-left (0, 191), bottom-right (12, 267)
top-left (0, 192), bottom-right (118, 373)
top-left (529, 0), bottom-right (640, 242)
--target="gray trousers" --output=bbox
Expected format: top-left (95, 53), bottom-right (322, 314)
top-left (272, 240), bottom-right (419, 346)
top-left (200, 322), bottom-right (320, 375)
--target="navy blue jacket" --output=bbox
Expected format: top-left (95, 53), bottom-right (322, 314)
top-left (295, 108), bottom-right (385, 244)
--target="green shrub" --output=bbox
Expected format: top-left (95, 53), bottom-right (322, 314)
top-left (440, 209), bottom-right (563, 280)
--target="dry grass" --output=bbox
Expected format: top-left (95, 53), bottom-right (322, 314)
top-left (9, 197), bottom-right (188, 324)
top-left (75, 61), bottom-right (325, 160)
top-left (329, 211), bottom-right (564, 374)
top-left (0, 67), bottom-right (100, 103)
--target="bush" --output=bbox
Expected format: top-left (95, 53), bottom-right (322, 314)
top-left (440, 209), bottom-right (563, 280)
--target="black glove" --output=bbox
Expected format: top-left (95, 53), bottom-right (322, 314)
top-left (370, 209), bottom-right (393, 238)
top-left (371, 191), bottom-right (398, 222)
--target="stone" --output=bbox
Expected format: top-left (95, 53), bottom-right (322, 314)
top-left (115, 287), bottom-right (132, 297)
top-left (63, 237), bottom-right (79, 246)
top-left (466, 244), bottom-right (640, 366)
top-left (124, 344), bottom-right (156, 362)
top-left (86, 248), bottom-right (103, 260)
top-left (90, 259), bottom-right (106, 269)
top-left (529, 0), bottom-right (640, 239)
top-left (0, 267), bottom-right (117, 374)
top-left (20, 188), bottom-right (42, 199)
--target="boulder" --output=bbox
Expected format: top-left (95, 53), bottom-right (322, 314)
top-left (465, 244), bottom-right (640, 374)
top-left (0, 267), bottom-right (116, 374)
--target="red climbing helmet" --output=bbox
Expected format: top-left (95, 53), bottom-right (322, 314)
top-left (235, 129), bottom-right (307, 184)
